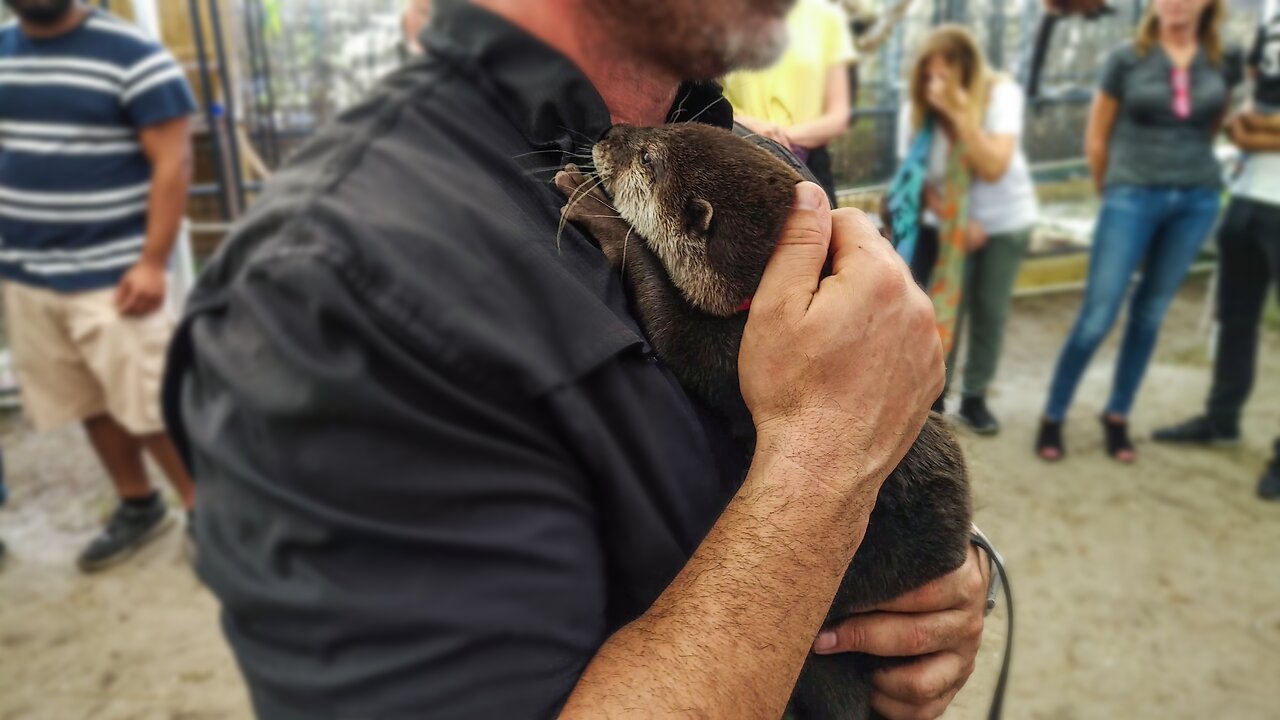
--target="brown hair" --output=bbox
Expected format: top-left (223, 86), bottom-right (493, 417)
top-left (1134, 0), bottom-right (1225, 65)
top-left (908, 25), bottom-right (996, 133)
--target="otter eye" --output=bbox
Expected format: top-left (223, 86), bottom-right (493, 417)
top-left (641, 151), bottom-right (654, 165)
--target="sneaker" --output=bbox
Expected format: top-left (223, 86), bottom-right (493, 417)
top-left (77, 502), bottom-right (174, 573)
top-left (958, 397), bottom-right (1000, 436)
top-left (1259, 454), bottom-right (1280, 502)
top-left (1152, 415), bottom-right (1240, 447)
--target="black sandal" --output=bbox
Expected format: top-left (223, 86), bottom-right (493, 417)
top-left (1036, 418), bottom-right (1064, 461)
top-left (1101, 415), bottom-right (1136, 462)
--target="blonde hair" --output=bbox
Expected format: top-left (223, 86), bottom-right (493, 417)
top-left (1134, 0), bottom-right (1225, 65)
top-left (908, 25), bottom-right (997, 133)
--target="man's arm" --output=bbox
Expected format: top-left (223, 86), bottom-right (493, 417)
top-left (1230, 119), bottom-right (1280, 151)
top-left (116, 117), bottom-right (192, 316)
top-left (561, 185), bottom-right (943, 717)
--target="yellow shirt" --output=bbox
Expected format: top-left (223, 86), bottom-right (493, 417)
top-left (721, 0), bottom-right (857, 126)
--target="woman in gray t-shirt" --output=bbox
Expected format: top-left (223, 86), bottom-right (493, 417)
top-left (1038, 0), bottom-right (1239, 463)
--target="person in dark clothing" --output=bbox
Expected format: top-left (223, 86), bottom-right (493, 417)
top-left (1154, 12), bottom-right (1280, 501)
top-left (162, 1), bottom-right (995, 717)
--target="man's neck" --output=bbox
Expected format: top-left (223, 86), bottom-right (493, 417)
top-left (471, 0), bottom-right (679, 126)
top-left (19, 3), bottom-right (89, 40)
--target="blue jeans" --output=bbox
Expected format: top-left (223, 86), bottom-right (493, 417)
top-left (1045, 185), bottom-right (1221, 421)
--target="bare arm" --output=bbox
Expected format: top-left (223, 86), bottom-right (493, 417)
top-left (953, 120), bottom-right (1017, 183)
top-left (1085, 91), bottom-right (1119, 195)
top-left (559, 185), bottom-right (943, 718)
top-left (116, 117), bottom-right (192, 315)
top-left (736, 114), bottom-right (795, 147)
top-left (1229, 121), bottom-right (1280, 151)
top-left (788, 63), bottom-right (854, 150)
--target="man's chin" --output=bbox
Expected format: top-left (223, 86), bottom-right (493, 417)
top-left (717, 19), bottom-right (789, 74)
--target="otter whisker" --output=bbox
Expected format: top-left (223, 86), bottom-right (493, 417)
top-left (559, 126), bottom-right (599, 148)
top-left (513, 148), bottom-right (595, 161)
top-left (686, 96), bottom-right (727, 125)
top-left (555, 173), bottom-right (608, 254)
top-left (621, 223), bottom-right (633, 275)
top-left (669, 87), bottom-right (694, 123)
top-left (522, 163), bottom-right (597, 179)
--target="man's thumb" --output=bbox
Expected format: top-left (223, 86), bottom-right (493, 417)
top-left (754, 182), bottom-right (832, 314)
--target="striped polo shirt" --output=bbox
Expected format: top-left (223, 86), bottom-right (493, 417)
top-left (0, 10), bottom-right (196, 293)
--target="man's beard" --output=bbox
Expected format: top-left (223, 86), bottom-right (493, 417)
top-left (4, 0), bottom-right (76, 26)
top-left (591, 0), bottom-right (794, 80)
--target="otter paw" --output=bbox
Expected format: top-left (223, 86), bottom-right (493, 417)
top-left (554, 165), bottom-right (616, 225)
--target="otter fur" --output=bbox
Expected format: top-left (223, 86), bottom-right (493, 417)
top-left (554, 123), bottom-right (973, 720)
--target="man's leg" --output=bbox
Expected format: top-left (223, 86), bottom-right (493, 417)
top-left (1205, 199), bottom-right (1272, 434)
top-left (1155, 198), bottom-right (1274, 445)
top-left (140, 433), bottom-right (195, 510)
top-left (78, 414), bottom-right (174, 572)
top-left (83, 414), bottom-right (153, 500)
top-left (1259, 437), bottom-right (1280, 501)
top-left (67, 289), bottom-right (180, 571)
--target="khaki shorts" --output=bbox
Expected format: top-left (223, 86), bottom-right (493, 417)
top-left (3, 282), bottom-right (173, 435)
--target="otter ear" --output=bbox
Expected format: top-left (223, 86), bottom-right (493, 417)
top-left (685, 197), bottom-right (714, 237)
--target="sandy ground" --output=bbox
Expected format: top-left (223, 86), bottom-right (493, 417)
top-left (0, 275), bottom-right (1278, 720)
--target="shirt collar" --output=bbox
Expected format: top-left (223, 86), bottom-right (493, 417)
top-left (425, 2), bottom-right (733, 154)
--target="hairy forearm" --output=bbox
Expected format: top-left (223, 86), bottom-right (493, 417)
top-left (141, 154), bottom-right (192, 267)
top-left (789, 112), bottom-right (851, 150)
top-left (560, 440), bottom-right (877, 718)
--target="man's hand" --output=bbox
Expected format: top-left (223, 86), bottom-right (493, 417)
top-left (740, 182), bottom-right (943, 501)
top-left (115, 260), bottom-right (167, 316)
top-left (813, 545), bottom-right (991, 720)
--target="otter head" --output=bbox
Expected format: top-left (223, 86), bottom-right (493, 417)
top-left (592, 123), bottom-right (804, 317)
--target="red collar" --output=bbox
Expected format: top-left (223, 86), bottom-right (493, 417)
top-left (736, 297), bottom-right (753, 313)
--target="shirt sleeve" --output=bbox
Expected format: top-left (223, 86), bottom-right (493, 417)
top-left (823, 3), bottom-right (859, 67)
top-left (120, 45), bottom-right (197, 128)
top-left (897, 101), bottom-right (913, 160)
top-left (165, 251), bottom-right (608, 719)
top-left (984, 80), bottom-right (1025, 137)
top-left (1098, 46), bottom-right (1129, 101)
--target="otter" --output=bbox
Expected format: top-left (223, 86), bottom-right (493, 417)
top-left (554, 123), bottom-right (973, 720)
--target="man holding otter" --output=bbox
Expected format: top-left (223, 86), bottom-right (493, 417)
top-left (164, 0), bottom-right (993, 717)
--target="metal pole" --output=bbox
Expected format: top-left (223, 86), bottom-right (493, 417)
top-left (185, 0), bottom-right (231, 221)
top-left (205, 0), bottom-right (246, 213)
top-left (987, 0), bottom-right (1006, 70)
top-left (248, 0), bottom-right (282, 167)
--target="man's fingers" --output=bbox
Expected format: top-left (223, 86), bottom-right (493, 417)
top-left (870, 651), bottom-right (973, 706)
top-left (814, 608), bottom-right (974, 657)
top-left (751, 181), bottom-right (831, 318)
top-left (116, 281), bottom-right (137, 314)
top-left (826, 207), bottom-right (899, 278)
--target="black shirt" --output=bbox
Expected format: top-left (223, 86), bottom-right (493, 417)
top-left (162, 4), bottom-right (750, 719)
top-left (1249, 14), bottom-right (1280, 109)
